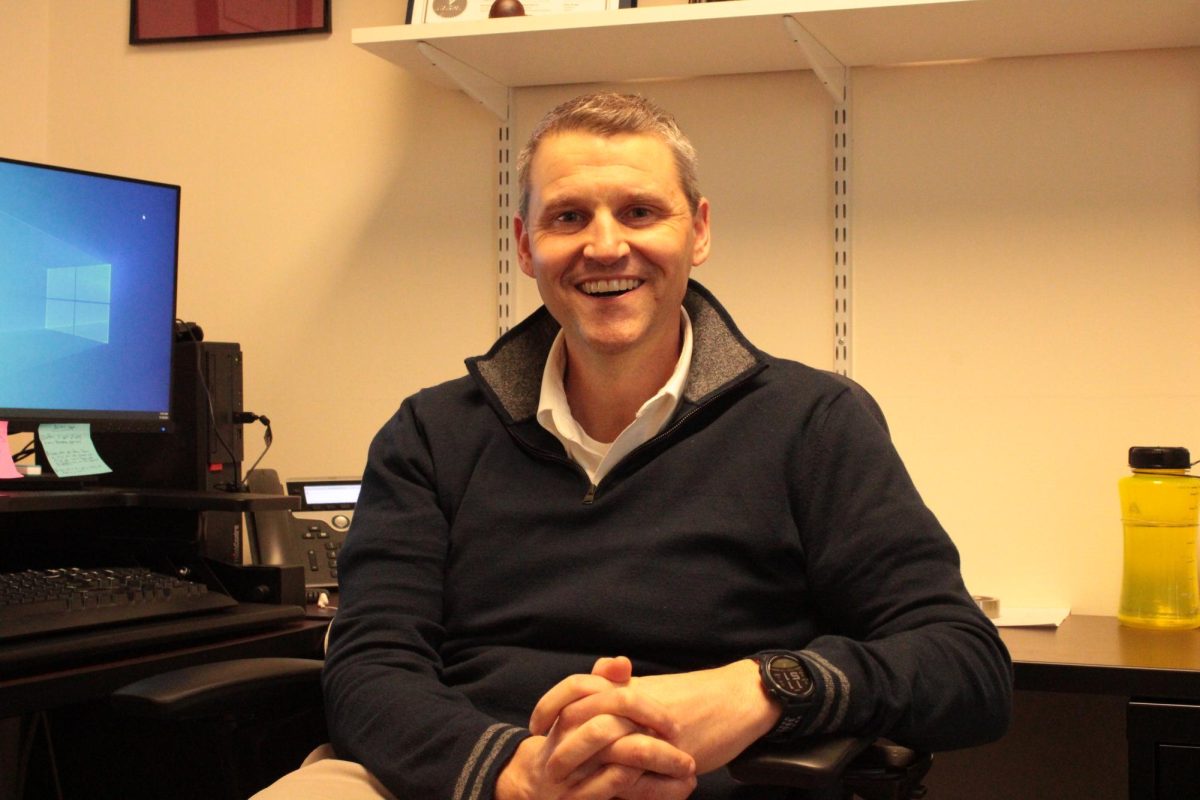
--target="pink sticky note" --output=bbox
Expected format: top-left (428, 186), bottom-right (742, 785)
top-left (0, 421), bottom-right (25, 480)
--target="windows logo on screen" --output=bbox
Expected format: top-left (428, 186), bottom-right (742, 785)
top-left (44, 263), bottom-right (112, 344)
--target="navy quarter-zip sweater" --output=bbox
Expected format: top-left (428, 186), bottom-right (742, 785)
top-left (322, 281), bottom-right (1012, 799)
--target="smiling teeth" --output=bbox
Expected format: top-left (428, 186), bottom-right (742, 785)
top-left (581, 278), bottom-right (643, 295)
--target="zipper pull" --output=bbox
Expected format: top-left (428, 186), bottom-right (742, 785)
top-left (582, 484), bottom-right (597, 504)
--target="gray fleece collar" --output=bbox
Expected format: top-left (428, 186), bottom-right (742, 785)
top-left (466, 280), bottom-right (765, 425)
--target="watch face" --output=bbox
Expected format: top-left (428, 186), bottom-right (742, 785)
top-left (766, 653), bottom-right (814, 698)
top-left (432, 0), bottom-right (467, 18)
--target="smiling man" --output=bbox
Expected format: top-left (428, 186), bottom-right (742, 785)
top-left (254, 92), bottom-right (1011, 800)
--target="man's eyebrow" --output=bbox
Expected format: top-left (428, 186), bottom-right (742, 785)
top-left (621, 190), bottom-right (670, 207)
top-left (534, 187), bottom-right (675, 220)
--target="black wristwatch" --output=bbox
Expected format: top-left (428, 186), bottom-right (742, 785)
top-left (754, 650), bottom-right (816, 740)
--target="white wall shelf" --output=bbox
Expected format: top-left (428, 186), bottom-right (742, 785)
top-left (350, 0), bottom-right (1199, 367)
top-left (353, 0), bottom-right (1200, 97)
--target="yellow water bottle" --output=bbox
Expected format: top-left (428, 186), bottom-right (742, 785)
top-left (1118, 446), bottom-right (1200, 630)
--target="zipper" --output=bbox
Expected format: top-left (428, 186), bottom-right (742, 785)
top-left (578, 400), bottom-right (712, 505)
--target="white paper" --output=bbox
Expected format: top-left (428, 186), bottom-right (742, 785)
top-left (991, 607), bottom-right (1071, 628)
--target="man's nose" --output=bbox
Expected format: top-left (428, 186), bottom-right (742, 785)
top-left (582, 213), bottom-right (630, 264)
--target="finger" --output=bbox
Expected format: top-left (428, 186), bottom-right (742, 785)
top-left (617, 771), bottom-right (698, 800)
top-left (562, 732), bottom-right (696, 785)
top-left (552, 718), bottom-right (695, 784)
top-left (565, 763), bottom-right (643, 800)
top-left (555, 686), bottom-right (678, 741)
top-left (591, 655), bottom-right (633, 684)
top-left (570, 763), bottom-right (697, 800)
top-left (530, 673), bottom-right (625, 735)
top-left (600, 732), bottom-right (695, 780)
top-left (546, 714), bottom-right (640, 783)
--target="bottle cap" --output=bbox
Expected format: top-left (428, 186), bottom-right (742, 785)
top-left (1129, 446), bottom-right (1191, 469)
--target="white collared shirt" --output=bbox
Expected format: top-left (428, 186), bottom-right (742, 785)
top-left (536, 309), bottom-right (693, 486)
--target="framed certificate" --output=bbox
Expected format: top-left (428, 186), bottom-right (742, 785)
top-left (407, 0), bottom-right (630, 24)
top-left (130, 0), bottom-right (331, 44)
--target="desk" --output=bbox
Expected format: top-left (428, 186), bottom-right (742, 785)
top-left (0, 613), bottom-right (329, 800)
top-left (0, 487), bottom-right (321, 797)
top-left (0, 613), bottom-right (329, 719)
top-left (943, 615), bottom-right (1200, 800)
top-left (1004, 614), bottom-right (1200, 700)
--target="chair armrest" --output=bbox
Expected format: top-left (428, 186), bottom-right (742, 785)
top-left (728, 734), bottom-right (873, 788)
top-left (110, 657), bottom-right (324, 721)
top-left (729, 735), bottom-right (932, 800)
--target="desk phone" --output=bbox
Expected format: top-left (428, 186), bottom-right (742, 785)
top-left (246, 471), bottom-right (359, 601)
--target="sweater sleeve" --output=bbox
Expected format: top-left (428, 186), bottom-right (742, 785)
top-left (322, 399), bottom-right (529, 799)
top-left (786, 380), bottom-right (1013, 751)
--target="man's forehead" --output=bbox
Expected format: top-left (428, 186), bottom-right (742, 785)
top-left (528, 131), bottom-right (682, 197)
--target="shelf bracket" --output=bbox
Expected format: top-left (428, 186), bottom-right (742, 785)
top-left (416, 42), bottom-right (510, 120)
top-left (781, 15), bottom-right (846, 103)
top-left (781, 15), bottom-right (853, 375)
top-left (496, 99), bottom-right (517, 337)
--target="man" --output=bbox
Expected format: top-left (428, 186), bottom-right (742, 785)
top-left (256, 92), bottom-right (1011, 800)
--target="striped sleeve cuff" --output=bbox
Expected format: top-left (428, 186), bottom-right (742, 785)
top-left (452, 723), bottom-right (529, 800)
top-left (796, 650), bottom-right (851, 737)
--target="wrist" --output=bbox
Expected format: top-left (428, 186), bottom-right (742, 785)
top-left (751, 650), bottom-right (818, 741)
top-left (736, 658), bottom-right (783, 741)
top-left (495, 736), bottom-right (540, 800)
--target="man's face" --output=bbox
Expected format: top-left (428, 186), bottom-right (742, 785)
top-left (515, 131), bottom-right (710, 366)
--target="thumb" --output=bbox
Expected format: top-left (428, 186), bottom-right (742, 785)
top-left (591, 655), bottom-right (633, 684)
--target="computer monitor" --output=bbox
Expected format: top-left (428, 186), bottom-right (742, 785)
top-left (0, 156), bottom-right (180, 433)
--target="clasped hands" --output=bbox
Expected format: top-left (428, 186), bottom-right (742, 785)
top-left (496, 656), bottom-right (779, 800)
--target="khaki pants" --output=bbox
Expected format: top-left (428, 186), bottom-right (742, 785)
top-left (250, 744), bottom-right (399, 800)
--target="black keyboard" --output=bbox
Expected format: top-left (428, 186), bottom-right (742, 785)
top-left (0, 566), bottom-right (237, 643)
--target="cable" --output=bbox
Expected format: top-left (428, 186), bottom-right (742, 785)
top-left (237, 413), bottom-right (273, 492)
top-left (11, 441), bottom-right (35, 463)
top-left (16, 712), bottom-right (64, 800)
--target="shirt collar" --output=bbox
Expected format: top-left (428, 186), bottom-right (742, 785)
top-left (536, 308), bottom-right (693, 483)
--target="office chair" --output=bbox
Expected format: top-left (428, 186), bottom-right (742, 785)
top-left (110, 656), bottom-right (930, 800)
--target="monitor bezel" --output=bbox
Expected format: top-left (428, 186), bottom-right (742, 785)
top-left (0, 155), bottom-right (181, 435)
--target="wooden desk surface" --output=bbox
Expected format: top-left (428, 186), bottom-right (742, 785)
top-left (1002, 614), bottom-right (1200, 699)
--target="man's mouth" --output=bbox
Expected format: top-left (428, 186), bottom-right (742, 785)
top-left (579, 278), bottom-right (643, 298)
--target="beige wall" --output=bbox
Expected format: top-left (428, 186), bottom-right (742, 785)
top-left (0, 1), bottom-right (49, 159)
top-left (3, 0), bottom-right (499, 483)
top-left (852, 49), bottom-right (1200, 614)
top-left (3, 1), bottom-right (1198, 616)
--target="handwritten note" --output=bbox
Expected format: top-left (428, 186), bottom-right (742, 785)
top-left (37, 423), bottom-right (112, 478)
top-left (0, 421), bottom-right (23, 480)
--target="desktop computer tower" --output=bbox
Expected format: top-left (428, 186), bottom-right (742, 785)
top-left (92, 340), bottom-right (245, 562)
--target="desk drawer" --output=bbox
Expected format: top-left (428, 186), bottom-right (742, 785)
top-left (1129, 701), bottom-right (1200, 799)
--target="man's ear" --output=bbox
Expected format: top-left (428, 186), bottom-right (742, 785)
top-left (691, 197), bottom-right (712, 267)
top-left (514, 215), bottom-right (535, 278)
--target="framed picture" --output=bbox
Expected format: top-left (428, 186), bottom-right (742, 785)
top-left (406, 0), bottom-right (631, 25)
top-left (130, 0), bottom-right (332, 45)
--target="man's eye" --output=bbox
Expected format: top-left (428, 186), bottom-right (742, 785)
top-left (625, 206), bottom-right (655, 222)
top-left (554, 211), bottom-right (583, 225)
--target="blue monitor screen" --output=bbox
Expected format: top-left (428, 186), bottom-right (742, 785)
top-left (0, 157), bottom-right (179, 430)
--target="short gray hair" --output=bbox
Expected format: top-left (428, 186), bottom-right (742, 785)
top-left (516, 92), bottom-right (701, 220)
